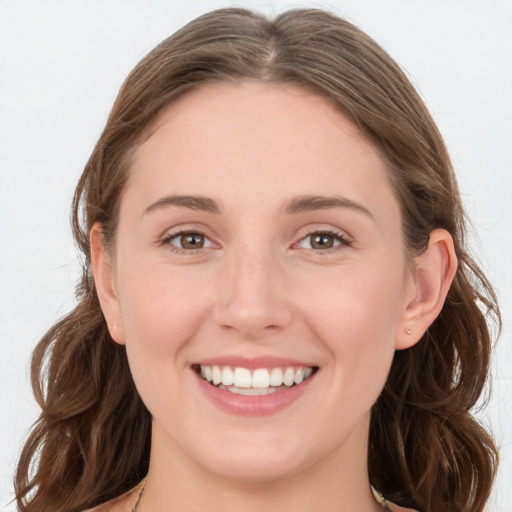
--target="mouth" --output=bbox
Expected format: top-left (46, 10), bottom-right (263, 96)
top-left (192, 364), bottom-right (319, 396)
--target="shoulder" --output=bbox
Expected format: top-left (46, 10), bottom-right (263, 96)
top-left (81, 483), bottom-right (139, 512)
top-left (372, 487), bottom-right (418, 512)
top-left (388, 503), bottom-right (419, 512)
top-left (81, 505), bottom-right (119, 512)
top-left (81, 496), bottom-right (131, 512)
top-left (81, 504), bottom-right (113, 512)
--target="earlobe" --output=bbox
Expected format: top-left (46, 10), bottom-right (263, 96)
top-left (90, 223), bottom-right (125, 345)
top-left (396, 229), bottom-right (458, 350)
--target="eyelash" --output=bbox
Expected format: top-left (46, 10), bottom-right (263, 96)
top-left (160, 230), bottom-right (212, 254)
top-left (160, 229), bottom-right (353, 255)
top-left (298, 229), bottom-right (353, 253)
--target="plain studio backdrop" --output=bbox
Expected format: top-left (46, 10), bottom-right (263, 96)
top-left (0, 1), bottom-right (510, 511)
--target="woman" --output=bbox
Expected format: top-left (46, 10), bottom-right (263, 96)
top-left (14, 7), bottom-right (500, 512)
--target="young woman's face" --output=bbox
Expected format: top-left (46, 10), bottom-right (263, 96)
top-left (108, 81), bottom-right (415, 482)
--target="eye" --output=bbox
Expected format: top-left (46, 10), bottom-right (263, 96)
top-left (163, 231), bottom-right (212, 251)
top-left (297, 231), bottom-right (351, 251)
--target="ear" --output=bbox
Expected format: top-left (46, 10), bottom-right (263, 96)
top-left (396, 229), bottom-right (458, 350)
top-left (90, 223), bottom-right (125, 345)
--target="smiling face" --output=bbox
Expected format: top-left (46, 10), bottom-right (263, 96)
top-left (93, 81), bottom-right (418, 485)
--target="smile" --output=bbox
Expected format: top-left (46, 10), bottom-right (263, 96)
top-left (194, 365), bottom-right (317, 395)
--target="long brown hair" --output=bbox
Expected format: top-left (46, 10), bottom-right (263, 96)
top-left (15, 8), bottom-right (500, 512)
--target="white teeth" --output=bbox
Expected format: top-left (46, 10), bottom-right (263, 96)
top-left (269, 367), bottom-right (284, 386)
top-left (198, 364), bottom-right (315, 389)
top-left (233, 367), bottom-right (252, 388)
top-left (294, 368), bottom-right (305, 384)
top-left (283, 367), bottom-right (295, 386)
top-left (221, 366), bottom-right (234, 386)
top-left (252, 368), bottom-right (270, 389)
top-left (212, 366), bottom-right (222, 385)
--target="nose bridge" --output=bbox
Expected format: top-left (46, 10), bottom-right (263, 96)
top-left (214, 241), bottom-right (292, 337)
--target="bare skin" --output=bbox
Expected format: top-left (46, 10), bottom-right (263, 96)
top-left (89, 81), bottom-right (455, 512)
top-left (85, 482), bottom-right (418, 512)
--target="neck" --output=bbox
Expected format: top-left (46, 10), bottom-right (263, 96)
top-left (141, 420), bottom-right (383, 512)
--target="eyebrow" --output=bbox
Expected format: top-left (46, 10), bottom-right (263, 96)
top-left (143, 195), bottom-right (221, 216)
top-left (142, 193), bottom-right (372, 218)
top-left (283, 195), bottom-right (373, 218)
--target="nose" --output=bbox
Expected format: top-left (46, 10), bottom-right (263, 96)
top-left (213, 247), bottom-right (293, 339)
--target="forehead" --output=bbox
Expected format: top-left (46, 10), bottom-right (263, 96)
top-left (143, 81), bottom-right (369, 157)
top-left (127, 81), bottom-right (398, 222)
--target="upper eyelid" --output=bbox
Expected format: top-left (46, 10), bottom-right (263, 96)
top-left (165, 229), bottom-right (208, 238)
top-left (300, 227), bottom-right (349, 237)
top-left (297, 226), bottom-right (352, 242)
top-left (294, 230), bottom-right (352, 249)
top-left (160, 224), bottom-right (214, 240)
top-left (163, 229), bottom-right (213, 244)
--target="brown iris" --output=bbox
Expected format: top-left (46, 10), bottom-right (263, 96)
top-left (310, 233), bottom-right (335, 249)
top-left (180, 233), bottom-right (205, 249)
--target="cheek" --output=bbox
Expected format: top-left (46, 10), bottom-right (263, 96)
top-left (115, 264), bottom-right (210, 418)
top-left (303, 262), bottom-right (404, 338)
top-left (299, 264), bottom-right (404, 386)
top-left (116, 260), bottom-right (211, 357)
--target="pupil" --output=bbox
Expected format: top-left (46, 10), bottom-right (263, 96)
top-left (312, 234), bottom-right (333, 249)
top-left (181, 234), bottom-right (204, 249)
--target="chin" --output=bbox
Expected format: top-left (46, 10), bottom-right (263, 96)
top-left (201, 450), bottom-right (308, 484)
top-left (188, 427), bottom-right (329, 485)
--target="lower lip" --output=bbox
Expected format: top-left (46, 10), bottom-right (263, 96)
top-left (194, 370), bottom-right (316, 416)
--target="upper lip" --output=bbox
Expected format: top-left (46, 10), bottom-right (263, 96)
top-left (193, 355), bottom-right (316, 369)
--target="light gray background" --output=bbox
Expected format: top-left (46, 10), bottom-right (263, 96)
top-left (1, 1), bottom-right (510, 510)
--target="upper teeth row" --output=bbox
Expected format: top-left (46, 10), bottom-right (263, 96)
top-left (199, 365), bottom-right (313, 389)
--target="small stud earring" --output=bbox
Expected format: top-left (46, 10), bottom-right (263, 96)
top-left (405, 327), bottom-right (412, 335)
top-left (113, 323), bottom-right (119, 329)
